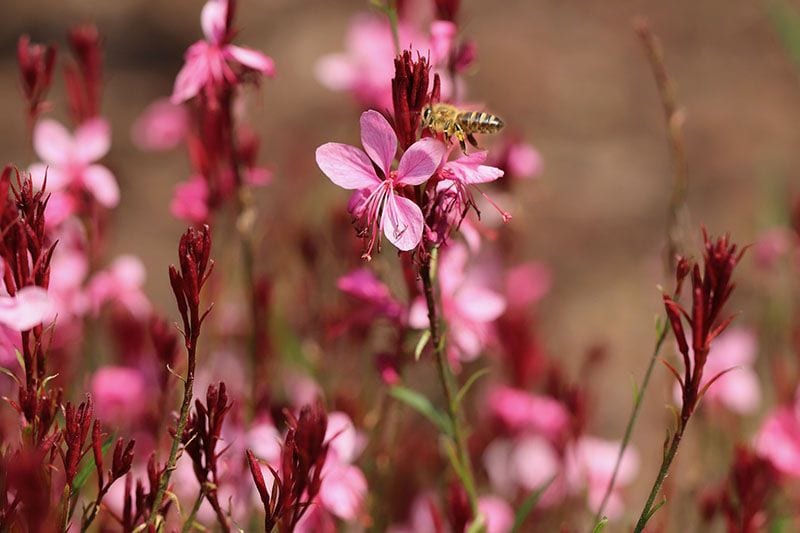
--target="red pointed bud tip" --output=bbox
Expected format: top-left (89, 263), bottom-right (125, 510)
top-left (446, 481), bottom-right (472, 531)
top-left (16, 35), bottom-right (56, 108)
top-left (392, 50), bottom-right (433, 150)
top-left (92, 420), bottom-right (105, 489)
top-left (663, 295), bottom-right (689, 359)
top-left (434, 0), bottom-right (461, 21)
top-left (66, 24), bottom-right (102, 120)
top-left (292, 401), bottom-right (328, 461)
top-left (246, 449), bottom-right (270, 506)
top-left (149, 314), bottom-right (179, 368)
top-left (111, 438), bottom-right (136, 481)
top-left (674, 255), bottom-right (691, 294)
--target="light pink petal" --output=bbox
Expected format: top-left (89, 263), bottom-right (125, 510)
top-left (171, 44), bottom-right (210, 104)
top-left (111, 256), bottom-right (147, 288)
top-left (28, 163), bottom-right (68, 192)
top-left (714, 369), bottom-right (761, 414)
top-left (171, 177), bottom-right (209, 223)
top-left (91, 366), bottom-right (147, 424)
top-left (314, 54), bottom-right (358, 91)
top-left (506, 263), bottom-right (552, 308)
top-left (244, 167), bottom-right (273, 186)
top-left (455, 286), bottom-right (506, 322)
top-left (476, 496), bottom-right (514, 533)
top-left (83, 165), bottom-right (120, 207)
top-left (43, 192), bottom-right (76, 230)
top-left (445, 151), bottom-right (504, 184)
top-left (430, 21), bottom-right (457, 63)
top-left (316, 143), bottom-right (381, 190)
top-left (451, 324), bottom-right (484, 361)
top-left (507, 142), bottom-right (543, 179)
top-left (381, 193), bottom-right (423, 251)
top-left (73, 118), bottom-right (111, 163)
top-left (488, 387), bottom-right (570, 439)
top-left (359, 110), bottom-right (396, 177)
top-left (226, 45), bottom-right (276, 76)
top-left (326, 412), bottom-right (359, 464)
top-left (0, 287), bottom-right (50, 331)
top-left (33, 119), bottom-right (73, 165)
top-left (512, 435), bottom-right (560, 490)
top-left (407, 297), bottom-right (429, 329)
top-left (710, 328), bottom-right (757, 367)
top-left (131, 98), bottom-right (189, 151)
top-left (755, 408), bottom-right (800, 478)
top-left (437, 243), bottom-right (467, 298)
top-left (319, 463), bottom-right (367, 520)
top-left (201, 0), bottom-right (227, 43)
top-left (396, 138), bottom-right (445, 185)
top-left (246, 421), bottom-right (282, 463)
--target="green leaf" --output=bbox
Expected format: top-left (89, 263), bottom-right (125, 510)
top-left (768, 0), bottom-right (800, 71)
top-left (390, 386), bottom-right (453, 436)
top-left (414, 330), bottom-right (431, 361)
top-left (510, 476), bottom-right (555, 533)
top-left (0, 366), bottom-right (20, 386)
top-left (41, 373), bottom-right (60, 389)
top-left (72, 435), bottom-right (114, 493)
top-left (455, 367), bottom-right (491, 406)
top-left (645, 496), bottom-right (668, 522)
top-left (592, 517), bottom-right (608, 533)
top-left (15, 349), bottom-right (24, 373)
top-left (466, 513), bottom-right (487, 533)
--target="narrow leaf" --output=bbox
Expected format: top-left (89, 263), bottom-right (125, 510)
top-left (455, 367), bottom-right (491, 407)
top-left (0, 366), bottom-right (20, 386)
top-left (592, 517), bottom-right (608, 533)
top-left (72, 435), bottom-right (115, 492)
top-left (390, 386), bottom-right (453, 436)
top-left (414, 329), bottom-right (431, 361)
top-left (510, 476), bottom-right (555, 533)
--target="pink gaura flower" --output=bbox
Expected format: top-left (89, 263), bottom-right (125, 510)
top-left (753, 227), bottom-right (795, 270)
top-left (337, 268), bottom-right (404, 322)
top-left (475, 496), bottom-right (514, 533)
top-left (171, 0), bottom-right (275, 104)
top-left (410, 243), bottom-right (506, 362)
top-left (754, 399), bottom-right (800, 478)
top-left (505, 262), bottom-right (552, 309)
top-left (565, 436), bottom-right (640, 520)
top-left (671, 327), bottom-right (761, 415)
top-left (87, 255), bottom-right (151, 318)
top-left (0, 286), bottom-right (50, 332)
top-left (438, 149), bottom-right (509, 222)
top-left (316, 110), bottom-right (445, 257)
top-left (131, 98), bottom-right (189, 151)
top-left (29, 117), bottom-right (119, 207)
top-left (487, 386), bottom-right (570, 441)
top-left (171, 176), bottom-right (210, 224)
top-left (91, 366), bottom-right (148, 426)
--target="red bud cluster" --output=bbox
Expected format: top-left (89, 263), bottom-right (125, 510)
top-left (169, 225), bottom-right (214, 349)
top-left (392, 51), bottom-right (439, 150)
top-left (65, 24), bottom-right (103, 123)
top-left (16, 35), bottom-right (56, 128)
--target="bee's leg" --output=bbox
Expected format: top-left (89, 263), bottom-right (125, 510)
top-left (454, 123), bottom-right (467, 152)
top-left (467, 133), bottom-right (480, 149)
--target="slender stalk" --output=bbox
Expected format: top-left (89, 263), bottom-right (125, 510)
top-left (633, 420), bottom-right (687, 532)
top-left (181, 491), bottom-right (204, 533)
top-left (148, 337), bottom-right (197, 525)
top-left (592, 324), bottom-right (668, 524)
top-left (419, 251), bottom-right (480, 517)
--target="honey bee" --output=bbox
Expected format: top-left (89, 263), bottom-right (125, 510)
top-left (420, 103), bottom-right (505, 151)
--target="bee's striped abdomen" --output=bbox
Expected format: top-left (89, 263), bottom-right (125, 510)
top-left (458, 111), bottom-right (505, 134)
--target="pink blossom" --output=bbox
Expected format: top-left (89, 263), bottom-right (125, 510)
top-left (171, 0), bottom-right (275, 104)
top-left (754, 405), bottom-right (800, 478)
top-left (483, 436), bottom-right (565, 507)
top-left (337, 268), bottom-right (404, 321)
top-left (0, 287), bottom-right (50, 332)
top-left (475, 496), bottom-right (514, 533)
top-left (29, 117), bottom-right (119, 207)
top-left (410, 243), bottom-right (506, 361)
top-left (171, 176), bottom-right (210, 223)
top-left (315, 15), bottom-right (428, 110)
top-left (316, 110), bottom-right (445, 257)
top-left (754, 228), bottom-right (794, 270)
top-left (318, 462), bottom-right (367, 521)
top-left (131, 98), bottom-right (189, 151)
top-left (438, 149), bottom-right (508, 222)
top-left (505, 141), bottom-right (544, 179)
top-left (87, 255), bottom-right (151, 318)
top-left (505, 262), bottom-right (552, 309)
top-left (671, 327), bottom-right (761, 414)
top-left (566, 436), bottom-right (640, 520)
top-left (487, 386), bottom-right (570, 441)
top-left (91, 366), bottom-right (148, 426)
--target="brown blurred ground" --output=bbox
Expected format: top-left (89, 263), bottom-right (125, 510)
top-left (1, 0), bottom-right (798, 524)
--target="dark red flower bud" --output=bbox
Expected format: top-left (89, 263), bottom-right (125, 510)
top-left (17, 35), bottom-right (56, 127)
top-left (392, 50), bottom-right (434, 150)
top-left (65, 24), bottom-right (103, 122)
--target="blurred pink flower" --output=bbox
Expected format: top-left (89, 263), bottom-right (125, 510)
top-left (131, 98), bottom-right (189, 151)
top-left (475, 495), bottom-right (514, 533)
top-left (566, 436), bottom-right (640, 520)
top-left (87, 255), bottom-right (151, 318)
top-left (0, 286), bottom-right (50, 332)
top-left (754, 405), bottom-right (800, 478)
top-left (29, 117), bottom-right (119, 207)
top-left (505, 262), bottom-right (552, 309)
top-left (316, 110), bottom-right (444, 256)
top-left (754, 228), bottom-right (794, 270)
top-left (172, 0), bottom-right (275, 104)
top-left (410, 243), bottom-right (506, 361)
top-left (483, 436), bottom-right (565, 507)
top-left (315, 15), bottom-right (428, 110)
top-left (487, 386), bottom-right (570, 441)
top-left (671, 327), bottom-right (761, 414)
top-left (171, 176), bottom-right (210, 224)
top-left (337, 268), bottom-right (404, 321)
top-left (91, 366), bottom-right (148, 425)
top-left (504, 141), bottom-right (544, 179)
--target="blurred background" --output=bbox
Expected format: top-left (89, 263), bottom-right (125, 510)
top-left (1, 0), bottom-right (799, 523)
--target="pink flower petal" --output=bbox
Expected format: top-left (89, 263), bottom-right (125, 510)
top-left (507, 142), bottom-right (543, 179)
top-left (326, 412), bottom-right (360, 464)
top-left (201, 0), bottom-right (227, 44)
top-left (755, 408), bottom-right (800, 478)
top-left (33, 119), bottom-right (73, 165)
top-left (396, 138), bottom-right (444, 186)
top-left (28, 163), bottom-right (68, 192)
top-left (319, 463), bottom-right (367, 520)
top-left (131, 98), bottom-right (189, 151)
top-left (316, 143), bottom-right (380, 190)
top-left (83, 165), bottom-right (120, 207)
top-left (445, 151), bottom-right (504, 184)
top-left (359, 110), bottom-right (396, 177)
top-left (73, 118), bottom-right (111, 163)
top-left (476, 496), bottom-right (514, 533)
top-left (171, 177), bottom-right (209, 223)
top-left (430, 21), bottom-right (457, 63)
top-left (314, 54), bottom-right (357, 91)
top-left (382, 193), bottom-right (423, 251)
top-left (225, 45), bottom-right (276, 76)
top-left (512, 435), bottom-right (561, 490)
top-left (171, 43), bottom-right (211, 104)
top-left (0, 287), bottom-right (50, 331)
top-left (455, 286), bottom-right (506, 322)
top-left (714, 369), bottom-right (761, 414)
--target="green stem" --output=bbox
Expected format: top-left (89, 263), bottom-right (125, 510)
top-left (147, 338), bottom-right (197, 526)
top-left (592, 323), bottom-right (669, 524)
top-left (633, 422), bottom-right (686, 532)
top-left (181, 490), bottom-right (205, 533)
top-left (386, 0), bottom-right (401, 54)
top-left (419, 252), bottom-right (480, 517)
